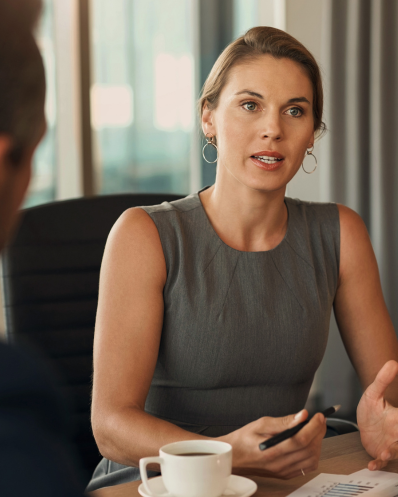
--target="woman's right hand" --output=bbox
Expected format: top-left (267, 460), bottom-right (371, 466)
top-left (218, 409), bottom-right (326, 479)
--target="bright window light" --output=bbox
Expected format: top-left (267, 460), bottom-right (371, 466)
top-left (177, 55), bottom-right (194, 131)
top-left (154, 53), bottom-right (194, 131)
top-left (155, 54), bottom-right (178, 130)
top-left (37, 36), bottom-right (56, 127)
top-left (91, 84), bottom-right (134, 128)
top-left (233, 0), bottom-right (258, 38)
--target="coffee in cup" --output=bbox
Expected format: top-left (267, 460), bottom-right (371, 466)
top-left (139, 440), bottom-right (232, 497)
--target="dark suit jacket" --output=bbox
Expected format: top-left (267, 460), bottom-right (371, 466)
top-left (0, 340), bottom-right (84, 496)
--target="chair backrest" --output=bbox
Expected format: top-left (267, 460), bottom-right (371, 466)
top-left (1, 193), bottom-right (184, 475)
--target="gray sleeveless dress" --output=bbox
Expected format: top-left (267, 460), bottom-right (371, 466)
top-left (86, 188), bottom-right (340, 491)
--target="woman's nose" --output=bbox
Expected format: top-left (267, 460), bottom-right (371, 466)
top-left (260, 110), bottom-right (283, 141)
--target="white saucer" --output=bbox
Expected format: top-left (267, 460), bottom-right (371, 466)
top-left (138, 474), bottom-right (257, 497)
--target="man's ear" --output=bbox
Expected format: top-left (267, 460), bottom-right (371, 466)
top-left (0, 136), bottom-right (12, 163)
top-left (0, 135), bottom-right (14, 182)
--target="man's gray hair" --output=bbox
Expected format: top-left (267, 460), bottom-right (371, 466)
top-left (0, 0), bottom-right (46, 163)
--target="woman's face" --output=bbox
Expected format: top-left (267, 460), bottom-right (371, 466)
top-left (202, 55), bottom-right (315, 193)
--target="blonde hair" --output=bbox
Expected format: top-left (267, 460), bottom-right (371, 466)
top-left (199, 26), bottom-right (326, 137)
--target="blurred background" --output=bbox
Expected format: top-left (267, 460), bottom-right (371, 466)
top-left (5, 0), bottom-right (398, 422)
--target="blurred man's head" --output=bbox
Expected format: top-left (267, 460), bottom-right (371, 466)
top-left (0, 0), bottom-right (46, 250)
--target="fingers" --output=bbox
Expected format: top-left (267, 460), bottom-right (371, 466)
top-left (259, 413), bottom-right (326, 478)
top-left (368, 442), bottom-right (398, 471)
top-left (260, 409), bottom-right (309, 436)
top-left (386, 443), bottom-right (398, 462)
top-left (240, 410), bottom-right (325, 479)
top-left (290, 409), bottom-right (309, 426)
top-left (283, 465), bottom-right (314, 480)
top-left (263, 412), bottom-right (325, 460)
top-left (365, 360), bottom-right (398, 402)
top-left (287, 413), bottom-right (326, 453)
top-left (368, 458), bottom-right (388, 471)
top-left (270, 443), bottom-right (321, 478)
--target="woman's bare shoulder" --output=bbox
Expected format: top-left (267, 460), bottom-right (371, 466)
top-left (103, 207), bottom-right (166, 287)
top-left (336, 203), bottom-right (375, 281)
top-left (111, 206), bottom-right (161, 240)
top-left (337, 203), bottom-right (369, 245)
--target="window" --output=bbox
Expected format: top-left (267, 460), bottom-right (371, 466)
top-left (25, 0), bottom-right (57, 207)
top-left (24, 0), bottom-right (268, 205)
top-left (91, 0), bottom-right (197, 195)
top-left (233, 0), bottom-right (259, 38)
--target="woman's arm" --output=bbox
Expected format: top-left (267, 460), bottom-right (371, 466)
top-left (91, 208), bottom-right (208, 467)
top-left (335, 204), bottom-right (398, 470)
top-left (334, 204), bottom-right (398, 400)
top-left (91, 207), bottom-right (326, 477)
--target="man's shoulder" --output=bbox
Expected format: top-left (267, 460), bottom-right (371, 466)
top-left (0, 340), bottom-right (69, 434)
top-left (0, 340), bottom-right (85, 496)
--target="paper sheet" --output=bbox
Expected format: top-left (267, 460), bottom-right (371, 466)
top-left (350, 469), bottom-right (398, 482)
top-left (287, 471), bottom-right (398, 497)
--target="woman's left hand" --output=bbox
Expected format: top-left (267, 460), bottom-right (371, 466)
top-left (357, 360), bottom-right (398, 470)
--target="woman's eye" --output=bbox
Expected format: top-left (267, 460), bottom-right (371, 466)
top-left (287, 107), bottom-right (303, 117)
top-left (242, 101), bottom-right (258, 112)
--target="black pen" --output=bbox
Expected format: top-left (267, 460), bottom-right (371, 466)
top-left (259, 405), bottom-right (341, 451)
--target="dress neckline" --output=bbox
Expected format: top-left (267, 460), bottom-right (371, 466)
top-left (195, 186), bottom-right (291, 254)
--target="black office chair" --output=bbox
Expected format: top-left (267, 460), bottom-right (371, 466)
top-left (326, 417), bottom-right (359, 437)
top-left (1, 193), bottom-right (184, 476)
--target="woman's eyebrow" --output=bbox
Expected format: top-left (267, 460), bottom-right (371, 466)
top-left (234, 91), bottom-right (311, 106)
top-left (288, 97), bottom-right (311, 105)
top-left (235, 90), bottom-right (264, 99)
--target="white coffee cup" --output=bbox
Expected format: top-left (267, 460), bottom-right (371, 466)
top-left (139, 439), bottom-right (232, 497)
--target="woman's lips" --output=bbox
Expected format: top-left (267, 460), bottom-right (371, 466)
top-left (252, 150), bottom-right (285, 159)
top-left (250, 156), bottom-right (285, 171)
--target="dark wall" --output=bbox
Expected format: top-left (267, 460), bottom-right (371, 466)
top-left (199, 0), bottom-right (234, 187)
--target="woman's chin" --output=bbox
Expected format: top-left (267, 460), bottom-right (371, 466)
top-left (239, 177), bottom-right (289, 194)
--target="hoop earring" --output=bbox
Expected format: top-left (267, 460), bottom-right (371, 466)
top-left (302, 146), bottom-right (317, 174)
top-left (202, 133), bottom-right (218, 164)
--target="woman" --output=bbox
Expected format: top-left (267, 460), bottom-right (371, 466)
top-left (88, 27), bottom-right (398, 491)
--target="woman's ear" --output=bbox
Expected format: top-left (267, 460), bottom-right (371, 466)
top-left (201, 104), bottom-right (216, 137)
top-left (307, 132), bottom-right (315, 149)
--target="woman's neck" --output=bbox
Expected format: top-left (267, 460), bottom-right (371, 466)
top-left (199, 174), bottom-right (288, 252)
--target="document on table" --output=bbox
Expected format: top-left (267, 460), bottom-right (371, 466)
top-left (287, 469), bottom-right (398, 497)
